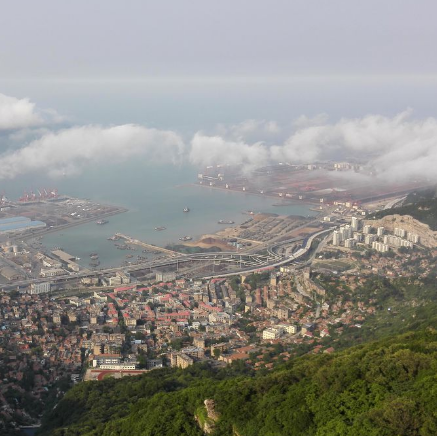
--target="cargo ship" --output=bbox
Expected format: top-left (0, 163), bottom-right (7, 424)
top-left (183, 207), bottom-right (190, 212)
top-left (154, 226), bottom-right (166, 231)
top-left (218, 220), bottom-right (235, 224)
top-left (96, 219), bottom-right (109, 225)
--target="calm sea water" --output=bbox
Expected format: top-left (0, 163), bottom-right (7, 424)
top-left (35, 163), bottom-right (316, 268)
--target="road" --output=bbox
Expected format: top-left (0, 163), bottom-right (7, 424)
top-left (1, 227), bottom-right (333, 290)
top-left (201, 228), bottom-right (332, 279)
top-left (384, 195), bottom-right (407, 210)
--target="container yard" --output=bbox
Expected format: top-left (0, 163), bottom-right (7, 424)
top-left (0, 190), bottom-right (127, 240)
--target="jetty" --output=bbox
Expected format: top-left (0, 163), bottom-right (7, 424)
top-left (115, 233), bottom-right (178, 257)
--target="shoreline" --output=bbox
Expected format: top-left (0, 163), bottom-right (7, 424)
top-left (189, 182), bottom-right (320, 206)
top-left (13, 204), bottom-right (129, 243)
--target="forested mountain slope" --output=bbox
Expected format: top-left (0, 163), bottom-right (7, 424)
top-left (371, 189), bottom-right (437, 230)
top-left (40, 329), bottom-right (437, 436)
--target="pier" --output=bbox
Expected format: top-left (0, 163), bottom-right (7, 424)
top-left (114, 233), bottom-right (179, 256)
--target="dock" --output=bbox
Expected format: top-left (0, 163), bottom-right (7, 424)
top-left (114, 233), bottom-right (178, 257)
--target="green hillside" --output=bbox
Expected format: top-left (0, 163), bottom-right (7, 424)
top-left (39, 329), bottom-right (437, 436)
top-left (370, 189), bottom-right (437, 230)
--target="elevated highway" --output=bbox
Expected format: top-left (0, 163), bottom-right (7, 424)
top-left (2, 228), bottom-right (333, 291)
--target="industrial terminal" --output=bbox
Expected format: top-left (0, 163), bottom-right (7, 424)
top-left (196, 162), bottom-right (430, 206)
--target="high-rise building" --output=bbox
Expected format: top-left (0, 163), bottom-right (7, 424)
top-left (351, 217), bottom-right (360, 232)
top-left (363, 225), bottom-right (372, 234)
top-left (332, 230), bottom-right (341, 246)
top-left (372, 241), bottom-right (389, 253)
top-left (339, 225), bottom-right (352, 240)
top-left (377, 226), bottom-right (385, 236)
top-left (353, 232), bottom-right (363, 242)
top-left (345, 238), bottom-right (356, 248)
top-left (394, 227), bottom-right (406, 238)
top-left (407, 233), bottom-right (420, 243)
top-left (365, 234), bottom-right (377, 245)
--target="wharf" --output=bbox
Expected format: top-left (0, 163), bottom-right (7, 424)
top-left (114, 233), bottom-right (178, 257)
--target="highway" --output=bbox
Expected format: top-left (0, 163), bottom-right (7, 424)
top-left (201, 228), bottom-right (333, 279)
top-left (1, 227), bottom-right (333, 290)
top-left (383, 195), bottom-right (407, 210)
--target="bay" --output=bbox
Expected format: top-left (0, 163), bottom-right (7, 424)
top-left (35, 162), bottom-right (317, 268)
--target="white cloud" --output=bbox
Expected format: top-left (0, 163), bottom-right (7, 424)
top-left (189, 111), bottom-right (437, 182)
top-left (0, 93), bottom-right (63, 131)
top-left (189, 133), bottom-right (268, 169)
top-left (0, 124), bottom-right (184, 179)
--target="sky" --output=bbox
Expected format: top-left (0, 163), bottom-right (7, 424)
top-left (1, 0), bottom-right (437, 188)
top-left (1, 0), bottom-right (436, 79)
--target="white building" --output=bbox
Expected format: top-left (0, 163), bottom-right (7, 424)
top-left (394, 227), bottom-right (406, 238)
top-left (40, 268), bottom-right (65, 277)
top-left (345, 238), bottom-right (356, 248)
top-left (93, 354), bottom-right (122, 367)
top-left (377, 226), bottom-right (385, 236)
top-left (383, 235), bottom-right (413, 248)
top-left (29, 282), bottom-right (51, 295)
top-left (332, 230), bottom-right (342, 246)
top-left (99, 363), bottom-right (137, 370)
top-left (262, 327), bottom-right (283, 340)
top-left (351, 217), bottom-right (360, 232)
top-left (353, 232), bottom-right (363, 242)
top-left (365, 234), bottom-right (377, 245)
top-left (407, 232), bottom-right (420, 243)
top-left (363, 225), bottom-right (372, 234)
top-left (372, 241), bottom-right (389, 253)
top-left (340, 225), bottom-right (352, 240)
top-left (278, 324), bottom-right (298, 334)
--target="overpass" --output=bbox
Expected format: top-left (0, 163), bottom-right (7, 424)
top-left (1, 228), bottom-right (333, 291)
top-left (200, 228), bottom-right (332, 279)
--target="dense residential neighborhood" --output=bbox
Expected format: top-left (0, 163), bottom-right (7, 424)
top-left (2, 219), bottom-right (436, 431)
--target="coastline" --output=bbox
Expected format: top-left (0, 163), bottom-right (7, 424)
top-left (189, 182), bottom-right (320, 205)
top-left (14, 204), bottom-right (129, 242)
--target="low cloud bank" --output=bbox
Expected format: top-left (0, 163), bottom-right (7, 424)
top-left (0, 124), bottom-right (184, 179)
top-left (190, 110), bottom-right (437, 182)
top-left (1, 91), bottom-right (436, 183)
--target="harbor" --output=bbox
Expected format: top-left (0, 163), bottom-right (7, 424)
top-left (36, 172), bottom-right (317, 269)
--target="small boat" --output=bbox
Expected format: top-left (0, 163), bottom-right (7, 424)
top-left (183, 207), bottom-right (190, 212)
top-left (96, 219), bottom-right (108, 225)
top-left (218, 220), bottom-right (235, 224)
top-left (154, 226), bottom-right (166, 231)
top-left (179, 236), bottom-right (192, 241)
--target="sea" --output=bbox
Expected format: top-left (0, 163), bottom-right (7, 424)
top-left (3, 162), bottom-right (315, 268)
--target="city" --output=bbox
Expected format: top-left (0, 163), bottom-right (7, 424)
top-left (1, 1), bottom-right (437, 434)
top-left (2, 176), bottom-right (437, 431)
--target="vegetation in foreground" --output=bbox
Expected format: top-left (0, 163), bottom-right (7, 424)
top-left (39, 329), bottom-right (437, 436)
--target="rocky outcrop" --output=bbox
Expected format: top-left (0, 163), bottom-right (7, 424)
top-left (366, 214), bottom-right (437, 248)
top-left (195, 399), bottom-right (221, 434)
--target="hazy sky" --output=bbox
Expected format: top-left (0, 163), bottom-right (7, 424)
top-left (1, 0), bottom-right (436, 79)
top-left (1, 1), bottom-right (437, 188)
